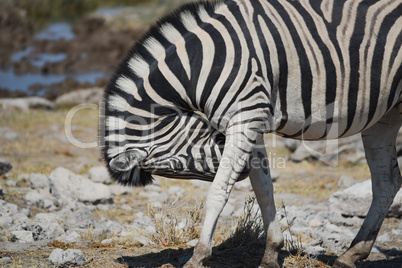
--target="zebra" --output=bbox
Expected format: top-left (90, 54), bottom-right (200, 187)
top-left (99, 0), bottom-right (402, 267)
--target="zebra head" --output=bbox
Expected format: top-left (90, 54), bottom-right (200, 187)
top-left (101, 109), bottom-right (248, 187)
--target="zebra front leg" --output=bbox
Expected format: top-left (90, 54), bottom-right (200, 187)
top-left (184, 129), bottom-right (261, 267)
top-left (249, 139), bottom-right (283, 268)
top-left (334, 106), bottom-right (402, 268)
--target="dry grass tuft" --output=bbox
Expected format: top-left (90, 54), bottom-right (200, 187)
top-left (148, 197), bottom-right (204, 246)
top-left (79, 226), bottom-right (110, 243)
top-left (224, 197), bottom-right (265, 247)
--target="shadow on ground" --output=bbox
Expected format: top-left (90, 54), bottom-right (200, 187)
top-left (117, 241), bottom-right (402, 268)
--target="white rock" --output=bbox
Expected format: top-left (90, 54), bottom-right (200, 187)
top-left (109, 184), bottom-right (133, 195)
top-left (328, 180), bottom-right (402, 217)
top-left (48, 248), bottom-right (86, 267)
top-left (49, 167), bottom-right (113, 205)
top-left (10, 231), bottom-right (34, 243)
top-left (88, 166), bottom-right (111, 184)
top-left (377, 232), bottom-right (391, 243)
top-left (337, 175), bottom-right (358, 188)
top-left (168, 186), bottom-right (185, 196)
top-left (57, 230), bottom-right (81, 243)
top-left (0, 97), bottom-right (55, 111)
top-left (64, 208), bottom-right (94, 230)
top-left (306, 245), bottom-right (326, 256)
top-left (34, 213), bottom-right (65, 240)
top-left (221, 203), bottom-right (235, 217)
top-left (29, 173), bottom-right (50, 190)
top-left (55, 88), bottom-right (103, 105)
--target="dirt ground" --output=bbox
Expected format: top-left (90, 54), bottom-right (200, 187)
top-left (1, 107), bottom-right (402, 268)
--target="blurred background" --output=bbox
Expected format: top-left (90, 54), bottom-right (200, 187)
top-left (0, 0), bottom-right (196, 99)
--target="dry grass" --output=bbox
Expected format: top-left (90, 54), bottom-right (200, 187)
top-left (0, 107), bottom-right (102, 177)
top-left (148, 197), bottom-right (204, 246)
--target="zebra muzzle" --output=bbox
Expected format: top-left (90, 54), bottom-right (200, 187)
top-left (109, 150), bottom-right (146, 172)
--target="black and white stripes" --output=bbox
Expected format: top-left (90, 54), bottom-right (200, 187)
top-left (100, 1), bottom-right (401, 266)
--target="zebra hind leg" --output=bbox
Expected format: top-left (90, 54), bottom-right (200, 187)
top-left (334, 106), bottom-right (402, 268)
top-left (249, 139), bottom-right (283, 268)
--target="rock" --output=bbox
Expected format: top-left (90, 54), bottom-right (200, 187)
top-left (29, 173), bottom-right (50, 190)
top-left (5, 180), bottom-right (17, 187)
top-left (48, 248), bottom-right (86, 268)
top-left (287, 135), bottom-right (364, 164)
top-left (277, 205), bottom-right (315, 228)
top-left (0, 97), bottom-right (55, 111)
top-left (109, 184), bottom-right (133, 195)
top-left (24, 190), bottom-right (58, 211)
top-left (337, 175), bottom-right (358, 189)
top-left (221, 203), bottom-right (235, 217)
top-left (168, 186), bottom-right (185, 197)
top-left (101, 238), bottom-right (114, 244)
top-left (55, 88), bottom-right (103, 105)
top-left (328, 180), bottom-right (402, 217)
top-left (10, 231), bottom-right (34, 242)
top-left (49, 167), bottom-right (113, 205)
top-left (0, 158), bottom-right (12, 175)
top-left (271, 170), bottom-right (280, 181)
top-left (34, 213), bottom-right (65, 240)
top-left (0, 257), bottom-right (12, 264)
top-left (88, 166), bottom-right (111, 184)
top-left (57, 230), bottom-right (81, 243)
top-left (0, 200), bottom-right (19, 217)
top-left (234, 179), bottom-right (252, 191)
top-left (0, 127), bottom-right (19, 141)
top-left (306, 245), bottom-right (326, 256)
top-left (377, 232), bottom-right (391, 243)
top-left (64, 208), bottom-right (94, 230)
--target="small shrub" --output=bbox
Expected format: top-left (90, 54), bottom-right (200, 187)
top-left (148, 197), bottom-right (204, 246)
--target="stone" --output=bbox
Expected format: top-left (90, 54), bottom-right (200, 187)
top-left (0, 257), bottom-right (12, 264)
top-left (48, 248), bottom-right (86, 268)
top-left (57, 230), bottom-right (81, 243)
top-left (34, 213), bottom-right (65, 240)
top-left (29, 173), bottom-right (50, 190)
top-left (24, 190), bottom-right (58, 211)
top-left (88, 166), bottom-right (111, 184)
top-left (168, 186), bottom-right (185, 196)
top-left (0, 158), bottom-right (12, 176)
top-left (306, 245), bottom-right (326, 256)
top-left (49, 167), bottom-right (113, 205)
top-left (55, 88), bottom-right (103, 105)
top-left (64, 208), bottom-right (94, 230)
top-left (0, 97), bottom-right (55, 111)
top-left (5, 180), bottom-right (17, 187)
top-left (0, 127), bottom-right (20, 141)
top-left (10, 230), bottom-right (34, 243)
top-left (109, 184), bottom-right (133, 195)
top-left (221, 203), bottom-right (235, 217)
top-left (328, 180), bottom-right (402, 217)
top-left (337, 175), bottom-right (358, 189)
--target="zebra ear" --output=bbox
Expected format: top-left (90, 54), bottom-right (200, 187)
top-left (109, 150), bottom-right (145, 172)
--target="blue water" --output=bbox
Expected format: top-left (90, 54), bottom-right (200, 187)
top-left (1, 22), bottom-right (106, 94)
top-left (0, 68), bottom-right (105, 93)
top-left (34, 22), bottom-right (75, 41)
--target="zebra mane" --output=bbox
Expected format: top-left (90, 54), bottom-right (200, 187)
top-left (105, 0), bottom-right (224, 100)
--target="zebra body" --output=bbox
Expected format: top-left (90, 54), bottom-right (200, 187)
top-left (101, 0), bottom-right (402, 267)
